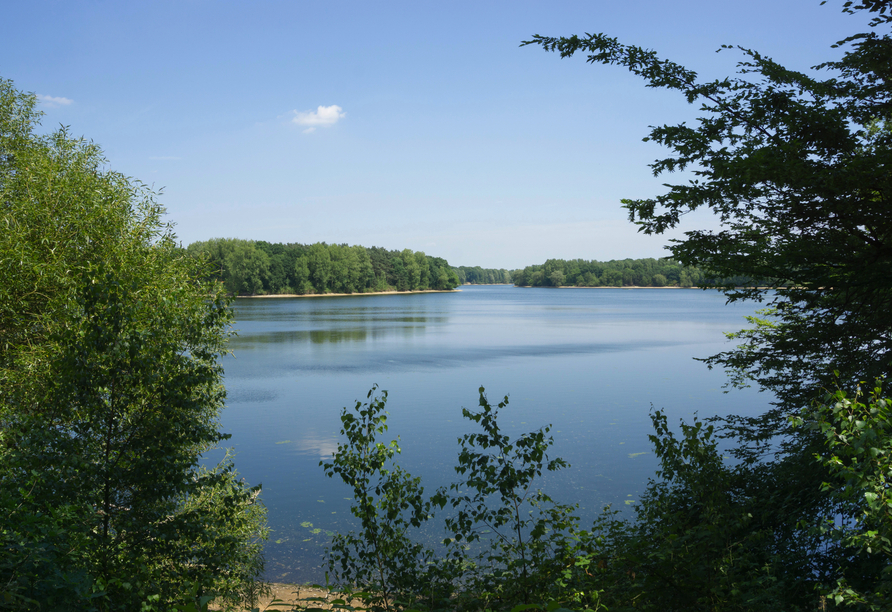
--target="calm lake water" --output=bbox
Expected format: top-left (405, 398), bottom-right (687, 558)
top-left (219, 285), bottom-right (769, 583)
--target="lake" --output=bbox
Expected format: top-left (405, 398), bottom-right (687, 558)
top-left (219, 285), bottom-right (769, 583)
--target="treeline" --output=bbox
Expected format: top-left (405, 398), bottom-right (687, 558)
top-left (453, 266), bottom-right (514, 284)
top-left (2, 79), bottom-right (266, 610)
top-left (512, 257), bottom-right (765, 288)
top-left (185, 238), bottom-right (461, 296)
top-left (513, 257), bottom-right (707, 287)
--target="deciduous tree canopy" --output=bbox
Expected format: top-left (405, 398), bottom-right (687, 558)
top-left (0, 78), bottom-right (266, 611)
top-left (525, 0), bottom-right (891, 414)
top-left (186, 239), bottom-right (461, 295)
top-left (519, 1), bottom-right (892, 608)
top-left (512, 257), bottom-right (717, 287)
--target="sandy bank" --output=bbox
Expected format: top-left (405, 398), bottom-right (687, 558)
top-left (213, 583), bottom-right (361, 611)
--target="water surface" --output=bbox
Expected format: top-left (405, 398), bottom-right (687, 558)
top-left (219, 285), bottom-right (768, 582)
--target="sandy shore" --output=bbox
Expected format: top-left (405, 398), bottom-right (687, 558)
top-left (257, 583), bottom-right (329, 610)
top-left (210, 583), bottom-right (346, 611)
top-left (249, 583), bottom-right (368, 611)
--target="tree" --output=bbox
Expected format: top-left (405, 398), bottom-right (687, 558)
top-left (400, 249), bottom-right (422, 290)
top-left (307, 242), bottom-right (332, 292)
top-left (524, 0), bottom-right (891, 416)
top-left (0, 78), bottom-right (266, 610)
top-left (224, 240), bottom-right (270, 295)
top-left (321, 386), bottom-right (438, 612)
top-left (548, 269), bottom-right (566, 287)
top-left (186, 237), bottom-right (270, 295)
top-left (434, 389), bottom-right (581, 608)
top-left (294, 255), bottom-right (312, 293)
top-left (414, 251), bottom-right (430, 290)
top-left (582, 411), bottom-right (802, 611)
top-left (322, 387), bottom-right (596, 612)
top-left (523, 0), bottom-right (892, 606)
top-left (391, 256), bottom-right (410, 291)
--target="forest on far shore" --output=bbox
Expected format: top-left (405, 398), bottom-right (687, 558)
top-left (184, 240), bottom-right (772, 296)
top-left (185, 238), bottom-right (461, 295)
top-left (512, 257), bottom-right (764, 288)
top-left (453, 266), bottom-right (513, 285)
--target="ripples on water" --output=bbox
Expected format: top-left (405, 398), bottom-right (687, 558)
top-left (217, 286), bottom-right (769, 583)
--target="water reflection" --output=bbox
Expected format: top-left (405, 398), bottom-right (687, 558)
top-left (271, 435), bottom-right (339, 459)
top-left (291, 435), bottom-right (339, 459)
top-left (221, 286), bottom-right (772, 584)
top-left (230, 324), bottom-right (433, 346)
top-left (230, 300), bottom-right (449, 347)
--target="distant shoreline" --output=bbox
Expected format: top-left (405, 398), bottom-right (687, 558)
top-left (546, 285), bottom-right (775, 290)
top-left (236, 285), bottom-right (773, 297)
top-left (519, 285), bottom-right (776, 289)
top-left (235, 289), bottom-right (461, 299)
top-left (518, 285), bottom-right (699, 289)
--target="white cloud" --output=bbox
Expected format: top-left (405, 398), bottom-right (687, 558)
top-left (291, 105), bottom-right (345, 132)
top-left (37, 94), bottom-right (73, 108)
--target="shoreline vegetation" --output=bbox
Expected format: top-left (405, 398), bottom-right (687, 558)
top-left (237, 284), bottom-right (781, 298)
top-left (511, 257), bottom-right (769, 289)
top-left (533, 284), bottom-right (696, 289)
top-left (237, 288), bottom-right (461, 298)
top-left (185, 239), bottom-right (774, 297)
top-left (185, 238), bottom-right (463, 296)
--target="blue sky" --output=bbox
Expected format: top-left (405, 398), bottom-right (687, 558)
top-left (2, 1), bottom-right (867, 268)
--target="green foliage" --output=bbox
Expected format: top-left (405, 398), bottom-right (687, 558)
top-left (524, 1), bottom-right (892, 413)
top-left (321, 387), bottom-right (602, 612)
top-left (0, 77), bottom-right (266, 611)
top-left (226, 241), bottom-right (270, 295)
top-left (519, 2), bottom-right (892, 608)
top-left (278, 5), bottom-right (890, 608)
top-left (453, 266), bottom-right (513, 285)
top-left (186, 239), bottom-right (461, 296)
top-left (613, 412), bottom-right (813, 611)
top-left (320, 386), bottom-right (439, 612)
top-left (797, 378), bottom-right (892, 609)
top-left (321, 385), bottom-right (869, 611)
top-left (436, 406), bottom-right (840, 612)
top-left (320, 387), bottom-right (867, 611)
top-left (434, 389), bottom-right (582, 608)
top-left (185, 237), bottom-right (270, 295)
top-left (511, 257), bottom-right (722, 288)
